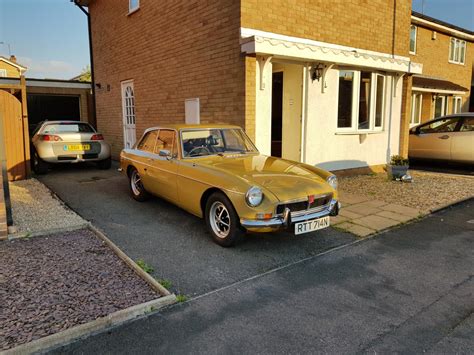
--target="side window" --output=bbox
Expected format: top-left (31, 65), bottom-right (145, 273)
top-left (137, 130), bottom-right (158, 153)
top-left (155, 130), bottom-right (176, 155)
top-left (419, 118), bottom-right (459, 134)
top-left (460, 117), bottom-right (474, 132)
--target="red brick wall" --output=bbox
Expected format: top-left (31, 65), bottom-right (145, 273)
top-left (89, 0), bottom-right (245, 157)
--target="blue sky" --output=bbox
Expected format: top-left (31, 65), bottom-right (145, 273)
top-left (0, 1), bottom-right (472, 79)
top-left (0, 0), bottom-right (89, 79)
top-left (412, 0), bottom-right (473, 31)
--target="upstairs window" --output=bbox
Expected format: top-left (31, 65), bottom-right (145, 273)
top-left (409, 25), bottom-right (417, 54)
top-left (449, 38), bottom-right (466, 64)
top-left (337, 70), bottom-right (386, 133)
top-left (129, 0), bottom-right (139, 13)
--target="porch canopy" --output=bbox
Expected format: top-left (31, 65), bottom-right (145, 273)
top-left (240, 28), bottom-right (423, 75)
top-left (412, 75), bottom-right (468, 95)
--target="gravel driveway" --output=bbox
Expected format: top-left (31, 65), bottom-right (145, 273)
top-left (0, 229), bottom-right (159, 351)
top-left (339, 170), bottom-right (474, 213)
top-left (9, 178), bottom-right (87, 235)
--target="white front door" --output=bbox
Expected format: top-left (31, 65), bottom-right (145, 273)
top-left (121, 80), bottom-right (136, 148)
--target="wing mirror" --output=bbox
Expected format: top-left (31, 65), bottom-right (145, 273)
top-left (159, 149), bottom-right (171, 158)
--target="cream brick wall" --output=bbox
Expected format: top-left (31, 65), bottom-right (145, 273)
top-left (89, 0), bottom-right (245, 158)
top-left (409, 24), bottom-right (473, 113)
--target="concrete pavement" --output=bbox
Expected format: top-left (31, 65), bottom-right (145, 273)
top-left (48, 194), bottom-right (473, 353)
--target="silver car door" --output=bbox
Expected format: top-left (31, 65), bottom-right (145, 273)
top-left (409, 117), bottom-right (459, 160)
top-left (451, 117), bottom-right (474, 163)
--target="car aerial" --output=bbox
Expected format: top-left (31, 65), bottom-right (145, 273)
top-left (119, 124), bottom-right (340, 247)
top-left (409, 113), bottom-right (474, 164)
top-left (31, 120), bottom-right (112, 174)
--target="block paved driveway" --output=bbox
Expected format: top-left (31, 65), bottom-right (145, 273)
top-left (37, 163), bottom-right (355, 297)
top-left (53, 195), bottom-right (474, 354)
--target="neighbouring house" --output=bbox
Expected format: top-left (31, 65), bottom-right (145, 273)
top-left (77, 0), bottom-right (426, 172)
top-left (0, 55), bottom-right (27, 78)
top-left (408, 11), bottom-right (473, 128)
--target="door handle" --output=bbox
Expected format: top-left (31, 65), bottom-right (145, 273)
top-left (438, 135), bottom-right (450, 140)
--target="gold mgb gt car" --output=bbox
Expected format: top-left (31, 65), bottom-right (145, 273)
top-left (120, 124), bottom-right (340, 247)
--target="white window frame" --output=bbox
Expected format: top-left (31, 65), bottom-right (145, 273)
top-left (129, 0), bottom-right (140, 13)
top-left (409, 25), bottom-right (417, 55)
top-left (433, 95), bottom-right (447, 118)
top-left (449, 38), bottom-right (466, 65)
top-left (336, 70), bottom-right (386, 134)
top-left (0, 69), bottom-right (6, 77)
top-left (453, 96), bottom-right (463, 113)
top-left (410, 93), bottom-right (422, 127)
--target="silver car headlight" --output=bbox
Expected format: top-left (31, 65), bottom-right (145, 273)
top-left (245, 186), bottom-right (263, 207)
top-left (326, 175), bottom-right (338, 190)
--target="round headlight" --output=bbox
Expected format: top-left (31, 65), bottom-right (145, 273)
top-left (327, 175), bottom-right (338, 190)
top-left (245, 186), bottom-right (263, 207)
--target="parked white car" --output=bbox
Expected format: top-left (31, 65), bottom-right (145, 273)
top-left (31, 121), bottom-right (111, 174)
top-left (409, 113), bottom-right (474, 164)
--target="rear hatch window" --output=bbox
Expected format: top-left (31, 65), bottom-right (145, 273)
top-left (42, 122), bottom-right (95, 134)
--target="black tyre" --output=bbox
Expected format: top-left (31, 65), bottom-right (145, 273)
top-left (97, 157), bottom-right (112, 170)
top-left (205, 192), bottom-right (244, 247)
top-left (32, 150), bottom-right (49, 175)
top-left (128, 167), bottom-right (149, 201)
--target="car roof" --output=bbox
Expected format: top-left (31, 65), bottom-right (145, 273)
top-left (41, 120), bottom-right (90, 125)
top-left (145, 123), bottom-right (242, 131)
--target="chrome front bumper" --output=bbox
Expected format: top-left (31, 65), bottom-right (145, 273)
top-left (240, 199), bottom-right (341, 231)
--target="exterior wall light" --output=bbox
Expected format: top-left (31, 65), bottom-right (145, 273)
top-left (311, 63), bottom-right (324, 82)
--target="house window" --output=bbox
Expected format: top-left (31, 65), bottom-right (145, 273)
top-left (374, 74), bottom-right (385, 129)
top-left (337, 70), bottom-right (386, 132)
top-left (453, 96), bottom-right (462, 113)
top-left (0, 69), bottom-right (6, 77)
top-left (433, 95), bottom-right (448, 118)
top-left (337, 71), bottom-right (355, 129)
top-left (449, 38), bottom-right (466, 64)
top-left (129, 0), bottom-right (139, 12)
top-left (410, 93), bottom-right (422, 126)
top-left (409, 25), bottom-right (417, 54)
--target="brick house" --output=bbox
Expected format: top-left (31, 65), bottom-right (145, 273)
top-left (77, 0), bottom-right (426, 172)
top-left (0, 55), bottom-right (27, 78)
top-left (408, 11), bottom-right (473, 128)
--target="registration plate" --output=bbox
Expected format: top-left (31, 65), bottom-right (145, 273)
top-left (63, 144), bottom-right (90, 151)
top-left (295, 216), bottom-right (330, 235)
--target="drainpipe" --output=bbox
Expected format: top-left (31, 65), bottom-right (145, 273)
top-left (300, 64), bottom-right (310, 163)
top-left (73, 1), bottom-right (97, 128)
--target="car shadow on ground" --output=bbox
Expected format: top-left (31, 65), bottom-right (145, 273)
top-left (410, 160), bottom-right (473, 176)
top-left (36, 162), bottom-right (356, 297)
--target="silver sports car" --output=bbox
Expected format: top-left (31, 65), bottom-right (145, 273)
top-left (31, 121), bottom-right (111, 174)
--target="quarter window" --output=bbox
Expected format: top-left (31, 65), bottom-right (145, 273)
top-left (449, 38), bottom-right (466, 64)
top-left (410, 93), bottom-right (422, 126)
top-left (409, 25), bottom-right (417, 54)
top-left (137, 130), bottom-right (158, 153)
top-left (337, 70), bottom-right (385, 132)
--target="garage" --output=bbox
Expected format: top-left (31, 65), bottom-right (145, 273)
top-left (27, 94), bottom-right (81, 132)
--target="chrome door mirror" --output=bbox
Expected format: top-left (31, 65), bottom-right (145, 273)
top-left (159, 149), bottom-right (171, 158)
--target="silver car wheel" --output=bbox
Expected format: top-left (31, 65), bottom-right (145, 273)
top-left (131, 170), bottom-right (143, 196)
top-left (209, 201), bottom-right (231, 239)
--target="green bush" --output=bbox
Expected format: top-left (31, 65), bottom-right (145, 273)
top-left (390, 155), bottom-right (409, 166)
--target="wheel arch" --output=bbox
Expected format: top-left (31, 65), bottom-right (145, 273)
top-left (200, 187), bottom-right (230, 217)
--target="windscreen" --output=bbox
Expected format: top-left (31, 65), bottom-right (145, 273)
top-left (181, 128), bottom-right (258, 158)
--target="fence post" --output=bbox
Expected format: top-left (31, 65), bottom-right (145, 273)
top-left (0, 111), bottom-right (13, 226)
